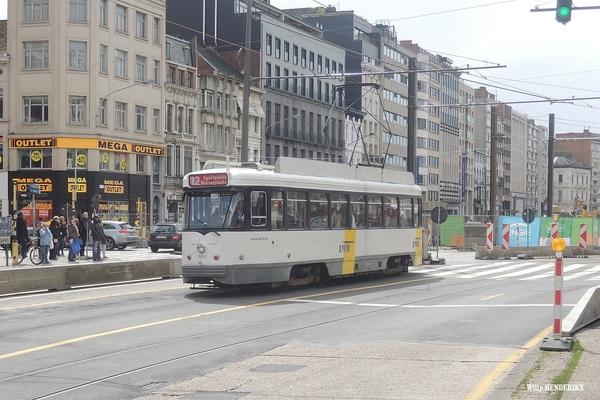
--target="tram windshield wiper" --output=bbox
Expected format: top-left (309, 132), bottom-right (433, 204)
top-left (190, 215), bottom-right (221, 236)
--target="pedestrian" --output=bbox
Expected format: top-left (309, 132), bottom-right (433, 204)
top-left (67, 217), bottom-right (80, 262)
top-left (99, 218), bottom-right (108, 260)
top-left (15, 212), bottom-right (30, 259)
top-left (78, 212), bottom-right (90, 257)
top-left (49, 216), bottom-right (60, 260)
top-left (58, 216), bottom-right (67, 256)
top-left (38, 222), bottom-right (52, 264)
top-left (90, 214), bottom-right (105, 261)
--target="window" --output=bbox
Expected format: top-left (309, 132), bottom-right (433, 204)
top-left (136, 12), bottom-right (147, 38)
top-left (69, 41), bottom-right (87, 70)
top-left (184, 146), bottom-right (193, 175)
top-left (317, 55), bottom-right (322, 73)
top-left (136, 55), bottom-right (146, 81)
top-left (166, 104), bottom-right (174, 132)
top-left (99, 44), bottom-right (107, 73)
top-left (187, 71), bottom-right (193, 88)
top-left (24, 0), bottom-right (49, 23)
top-left (0, 89), bottom-right (3, 119)
top-left (69, 96), bottom-right (86, 124)
top-left (23, 96), bottom-right (48, 123)
top-left (288, 191), bottom-right (307, 229)
top-left (166, 42), bottom-right (171, 60)
top-left (69, 0), bottom-right (86, 22)
top-left (67, 149), bottom-right (87, 169)
top-left (115, 49), bottom-right (127, 77)
top-left (20, 149), bottom-right (52, 169)
top-left (188, 109), bottom-right (195, 135)
top-left (115, 101), bottom-right (127, 128)
top-left (275, 38), bottom-right (281, 58)
top-left (99, 0), bottom-right (107, 26)
top-left (153, 18), bottom-right (161, 43)
top-left (114, 152), bottom-right (127, 171)
top-left (293, 45), bottom-right (298, 64)
top-left (168, 67), bottom-right (175, 83)
top-left (135, 105), bottom-right (147, 131)
top-left (301, 48), bottom-right (306, 68)
top-left (177, 106), bottom-right (184, 133)
top-left (136, 154), bottom-right (145, 173)
top-left (116, 5), bottom-right (127, 32)
top-left (309, 51), bottom-right (314, 70)
top-left (265, 34), bottom-right (272, 55)
top-left (24, 41), bottom-right (49, 69)
top-left (153, 108), bottom-right (160, 134)
top-left (284, 41), bottom-right (290, 62)
top-left (202, 90), bottom-right (213, 108)
top-left (98, 98), bottom-right (106, 126)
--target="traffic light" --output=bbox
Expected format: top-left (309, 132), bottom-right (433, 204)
top-left (556, 0), bottom-right (572, 24)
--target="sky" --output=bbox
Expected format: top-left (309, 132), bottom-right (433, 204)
top-left (0, 1), bottom-right (597, 134)
top-left (270, 0), bottom-right (600, 135)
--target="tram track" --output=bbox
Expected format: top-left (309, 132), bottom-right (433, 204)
top-left (1, 272), bottom-right (530, 399)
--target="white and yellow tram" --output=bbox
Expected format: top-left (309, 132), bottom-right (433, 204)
top-left (181, 157), bottom-right (423, 288)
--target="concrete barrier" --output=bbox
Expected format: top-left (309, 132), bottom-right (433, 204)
top-left (563, 285), bottom-right (600, 336)
top-left (0, 258), bottom-right (181, 296)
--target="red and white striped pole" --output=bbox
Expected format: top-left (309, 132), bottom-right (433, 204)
top-left (579, 223), bottom-right (587, 249)
top-left (540, 237), bottom-right (573, 351)
top-left (501, 223), bottom-right (509, 251)
top-left (486, 223), bottom-right (493, 253)
top-left (551, 222), bottom-right (559, 239)
top-left (427, 220), bottom-right (433, 245)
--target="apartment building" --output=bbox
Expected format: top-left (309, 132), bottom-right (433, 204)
top-left (3, 0), bottom-right (166, 225)
top-left (167, 0), bottom-right (347, 165)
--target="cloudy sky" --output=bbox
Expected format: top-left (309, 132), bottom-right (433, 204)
top-left (270, 0), bottom-right (600, 134)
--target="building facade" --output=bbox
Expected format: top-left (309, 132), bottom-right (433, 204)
top-left (4, 0), bottom-right (166, 226)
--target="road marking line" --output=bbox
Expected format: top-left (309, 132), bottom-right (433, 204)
top-left (0, 287), bottom-right (186, 311)
top-left (480, 293), bottom-right (504, 301)
top-left (465, 325), bottom-right (553, 400)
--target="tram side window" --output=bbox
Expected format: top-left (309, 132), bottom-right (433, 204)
top-left (367, 195), bottom-right (383, 227)
top-left (384, 196), bottom-right (399, 227)
top-left (287, 191), bottom-right (307, 229)
top-left (399, 197), bottom-right (412, 227)
top-left (309, 192), bottom-right (328, 229)
top-left (331, 193), bottom-right (347, 229)
top-left (251, 191), bottom-right (267, 227)
top-left (271, 190), bottom-right (284, 230)
top-left (350, 194), bottom-right (366, 228)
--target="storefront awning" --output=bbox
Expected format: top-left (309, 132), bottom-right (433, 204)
top-left (236, 98), bottom-right (265, 118)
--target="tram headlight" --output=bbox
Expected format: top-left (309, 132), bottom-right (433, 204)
top-left (196, 243), bottom-right (207, 253)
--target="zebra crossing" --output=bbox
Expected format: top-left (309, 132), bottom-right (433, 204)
top-left (416, 260), bottom-right (600, 282)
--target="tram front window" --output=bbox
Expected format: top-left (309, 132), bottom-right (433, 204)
top-left (185, 191), bottom-right (245, 230)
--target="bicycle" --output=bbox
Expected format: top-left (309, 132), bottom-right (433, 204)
top-left (18, 237), bottom-right (43, 265)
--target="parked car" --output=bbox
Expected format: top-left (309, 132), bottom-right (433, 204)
top-left (101, 221), bottom-right (138, 250)
top-left (147, 223), bottom-right (183, 252)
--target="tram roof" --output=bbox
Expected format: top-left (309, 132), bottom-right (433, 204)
top-left (185, 157), bottom-right (421, 196)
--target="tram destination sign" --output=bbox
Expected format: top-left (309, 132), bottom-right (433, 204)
top-left (189, 173), bottom-right (228, 187)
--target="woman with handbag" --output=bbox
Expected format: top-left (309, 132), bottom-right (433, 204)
top-left (67, 217), bottom-right (80, 262)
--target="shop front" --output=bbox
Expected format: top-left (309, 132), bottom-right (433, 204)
top-left (10, 171), bottom-right (149, 227)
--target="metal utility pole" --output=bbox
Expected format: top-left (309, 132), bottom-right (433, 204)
top-left (240, 0), bottom-right (253, 163)
top-left (547, 114), bottom-right (555, 216)
top-left (490, 106), bottom-right (497, 223)
top-left (407, 57), bottom-right (417, 175)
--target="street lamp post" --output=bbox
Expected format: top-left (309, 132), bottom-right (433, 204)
top-left (97, 79), bottom-right (154, 127)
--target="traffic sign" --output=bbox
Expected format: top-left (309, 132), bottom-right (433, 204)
top-left (27, 184), bottom-right (41, 194)
top-left (431, 206), bottom-right (448, 224)
top-left (522, 208), bottom-right (536, 224)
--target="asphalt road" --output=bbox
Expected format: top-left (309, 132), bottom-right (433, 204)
top-left (1, 249), bottom-right (597, 399)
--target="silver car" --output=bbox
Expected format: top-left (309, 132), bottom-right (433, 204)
top-left (101, 221), bottom-right (138, 250)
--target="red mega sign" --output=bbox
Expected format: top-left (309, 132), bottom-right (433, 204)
top-left (188, 173), bottom-right (229, 187)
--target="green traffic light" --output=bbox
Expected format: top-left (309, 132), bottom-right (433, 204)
top-left (557, 6), bottom-right (571, 18)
